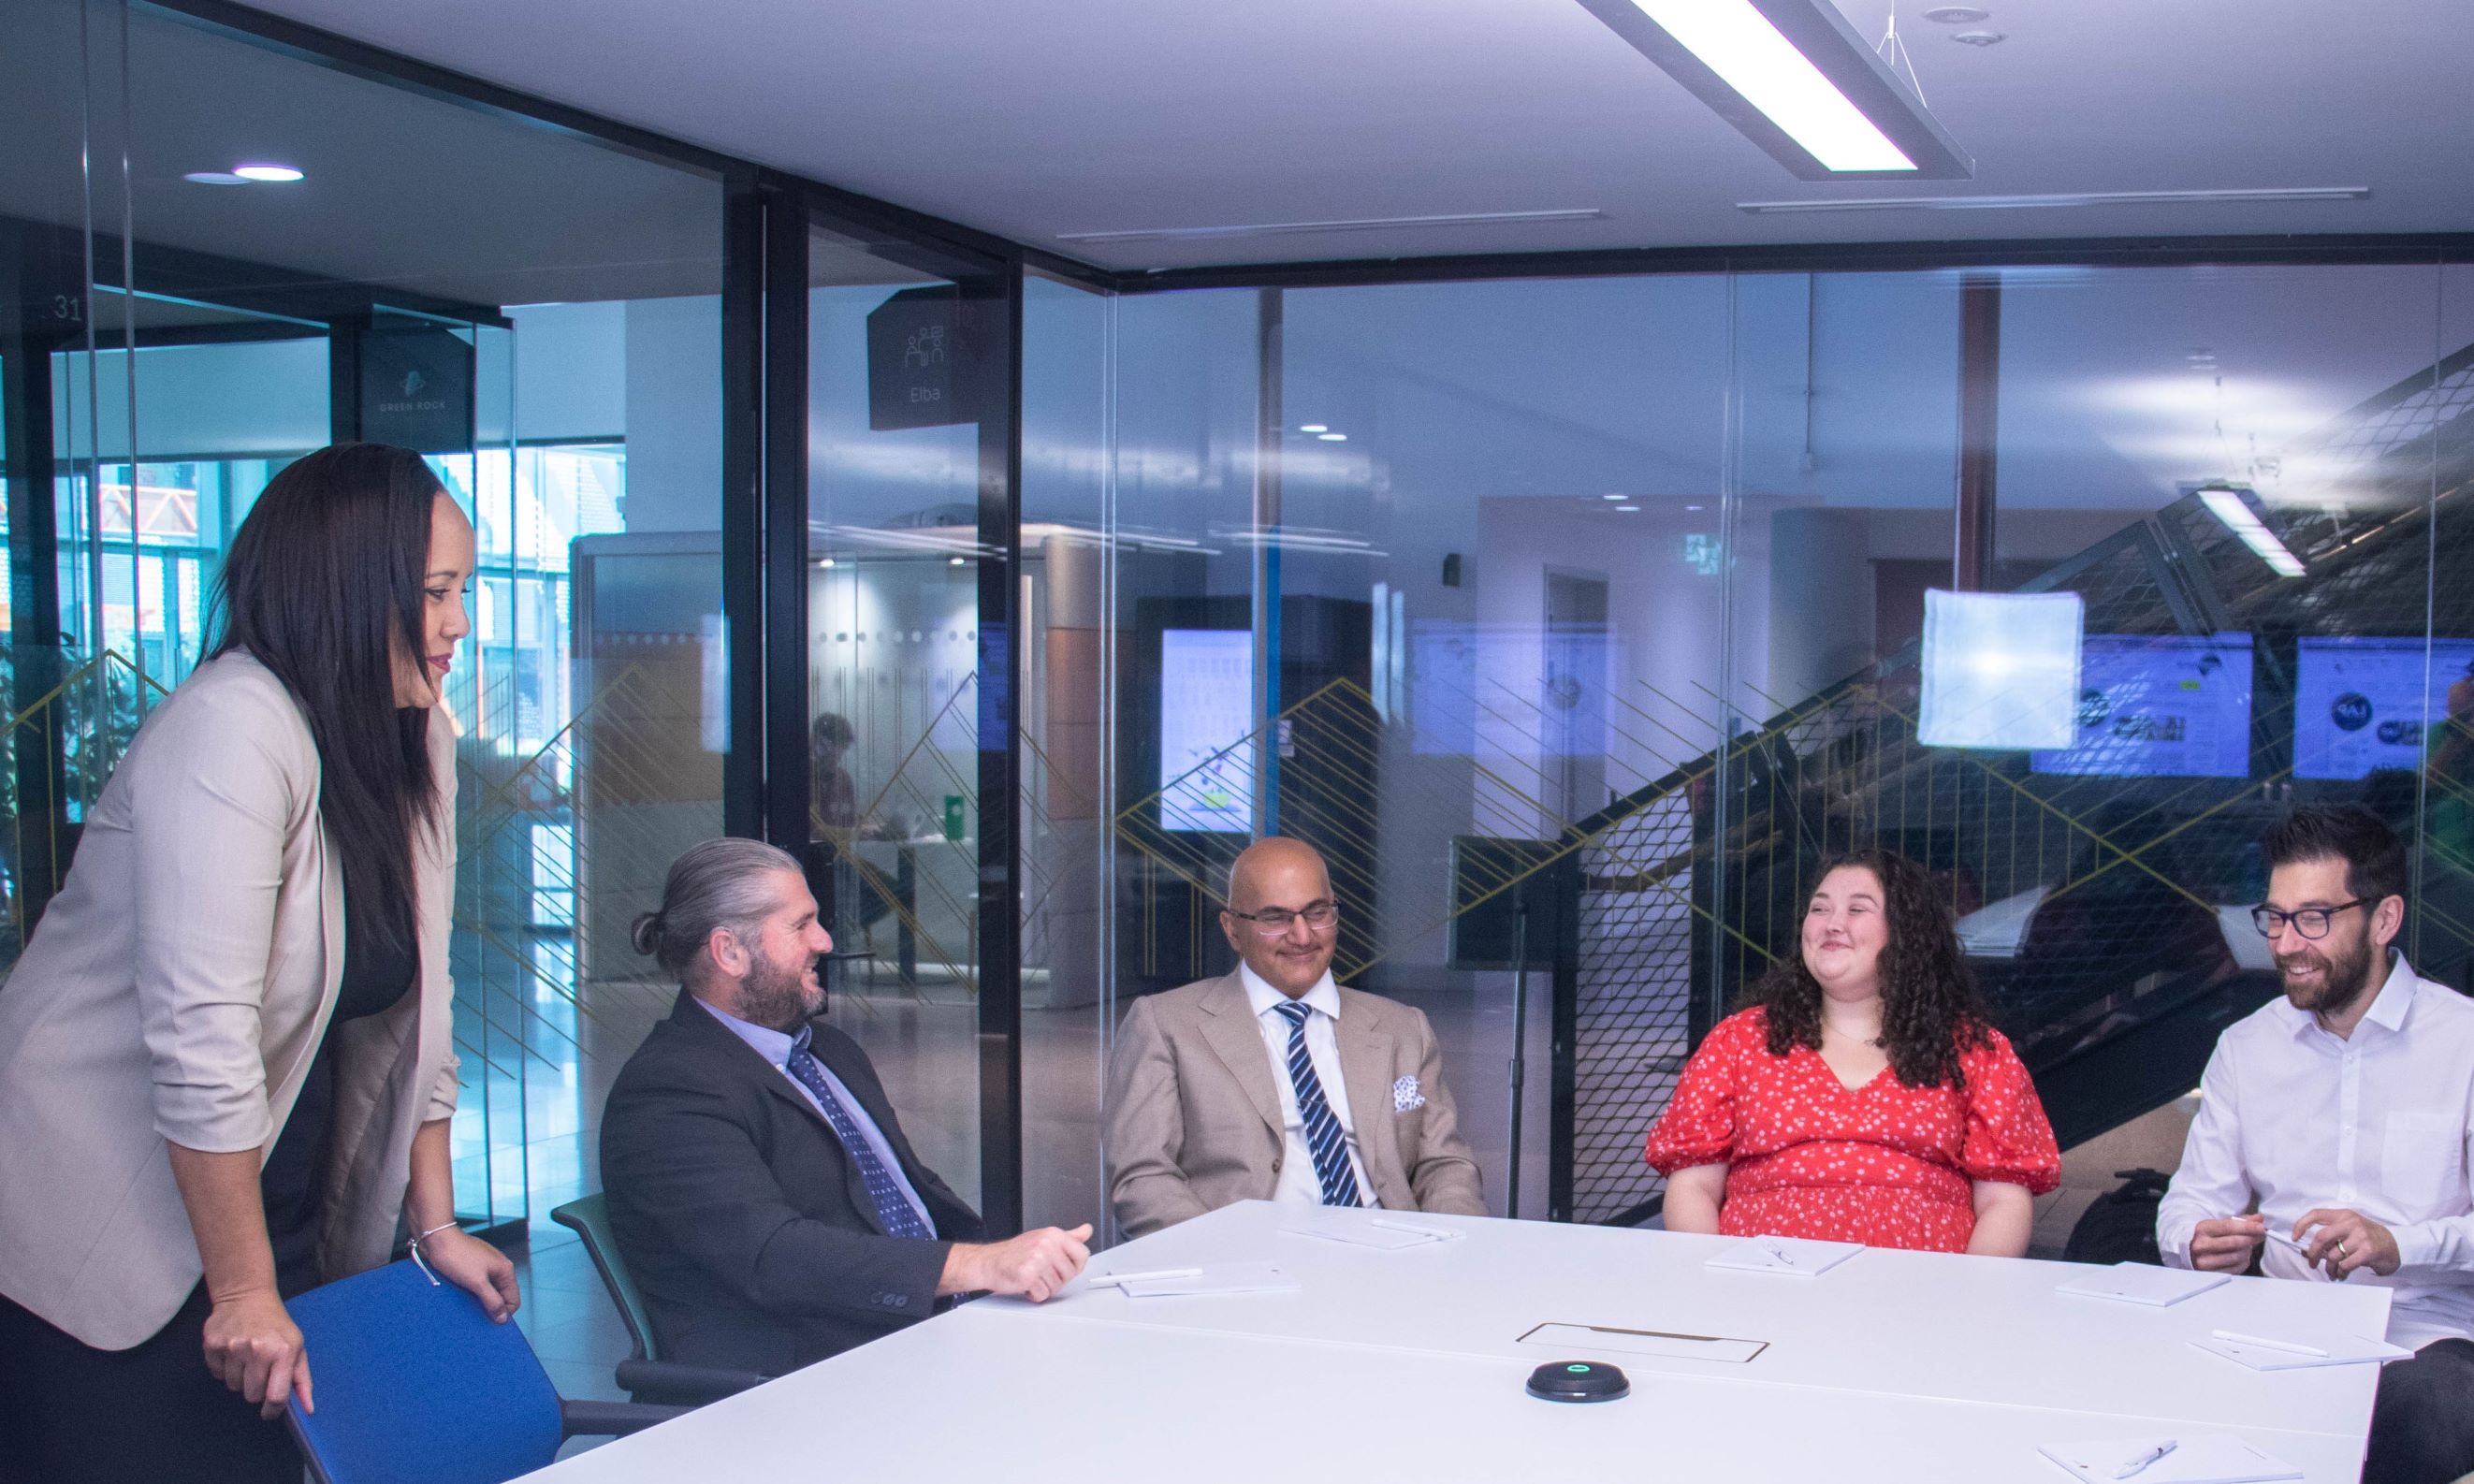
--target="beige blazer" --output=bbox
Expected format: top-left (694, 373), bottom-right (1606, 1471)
top-left (1103, 971), bottom-right (1486, 1238)
top-left (0, 652), bottom-right (461, 1349)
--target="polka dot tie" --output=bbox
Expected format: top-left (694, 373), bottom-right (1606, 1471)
top-left (787, 1028), bottom-right (931, 1240)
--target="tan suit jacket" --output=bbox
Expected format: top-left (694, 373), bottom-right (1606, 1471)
top-left (0, 652), bottom-right (461, 1349)
top-left (1103, 971), bottom-right (1486, 1238)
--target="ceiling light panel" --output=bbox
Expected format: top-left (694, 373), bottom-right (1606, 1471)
top-left (1057, 208), bottom-right (1605, 245)
top-left (1738, 185), bottom-right (2370, 213)
top-left (1575, 0), bottom-right (1972, 180)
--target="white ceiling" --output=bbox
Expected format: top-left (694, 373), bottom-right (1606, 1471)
top-left (237, 0), bottom-right (2474, 271)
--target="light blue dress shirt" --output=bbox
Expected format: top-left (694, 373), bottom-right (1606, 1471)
top-left (696, 998), bottom-right (938, 1237)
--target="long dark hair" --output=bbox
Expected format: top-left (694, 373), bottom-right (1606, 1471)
top-left (208, 444), bottom-right (444, 952)
top-left (1743, 848), bottom-right (1992, 1089)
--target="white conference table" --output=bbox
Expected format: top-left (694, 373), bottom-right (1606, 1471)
top-left (520, 1202), bottom-right (2392, 1483)
top-left (983, 1200), bottom-right (2392, 1438)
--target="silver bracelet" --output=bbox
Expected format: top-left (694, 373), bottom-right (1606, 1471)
top-left (405, 1220), bottom-right (458, 1284)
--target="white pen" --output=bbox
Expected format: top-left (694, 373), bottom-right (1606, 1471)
top-left (1088, 1267), bottom-right (1202, 1288)
top-left (1369, 1218), bottom-right (1457, 1240)
top-left (1759, 1238), bottom-right (1795, 1264)
top-left (2112, 1439), bottom-right (2176, 1479)
top-left (2211, 1329), bottom-right (2329, 1357)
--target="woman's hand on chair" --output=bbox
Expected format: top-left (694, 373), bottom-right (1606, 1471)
top-left (423, 1227), bottom-right (521, 1322)
top-left (202, 1286), bottom-right (313, 1419)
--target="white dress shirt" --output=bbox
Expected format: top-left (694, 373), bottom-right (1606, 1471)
top-left (1240, 964), bottom-right (1375, 1208)
top-left (2158, 953), bottom-right (2474, 1350)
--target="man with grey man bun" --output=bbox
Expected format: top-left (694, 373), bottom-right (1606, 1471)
top-left (601, 838), bottom-right (1091, 1375)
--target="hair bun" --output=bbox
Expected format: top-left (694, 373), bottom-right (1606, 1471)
top-left (629, 910), bottom-right (663, 957)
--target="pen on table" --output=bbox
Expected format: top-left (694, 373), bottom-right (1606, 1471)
top-left (1758, 1238), bottom-right (1794, 1264)
top-left (2112, 1439), bottom-right (2176, 1479)
top-left (1369, 1218), bottom-right (1458, 1240)
top-left (2210, 1329), bottom-right (2328, 1357)
top-left (1087, 1267), bottom-right (1202, 1288)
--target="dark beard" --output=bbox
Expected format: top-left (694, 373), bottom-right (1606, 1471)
top-left (738, 951), bottom-right (820, 1032)
top-left (2278, 933), bottom-right (2377, 1019)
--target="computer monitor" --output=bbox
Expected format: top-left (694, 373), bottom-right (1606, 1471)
top-left (1157, 628), bottom-right (1256, 833)
top-left (2029, 633), bottom-right (2254, 778)
top-left (2292, 636), bottom-right (2474, 780)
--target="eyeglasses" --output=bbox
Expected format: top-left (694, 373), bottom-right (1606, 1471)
top-left (2249, 898), bottom-right (2372, 940)
top-left (1226, 900), bottom-right (1340, 935)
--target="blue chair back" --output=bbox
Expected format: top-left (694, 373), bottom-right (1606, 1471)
top-left (285, 1258), bottom-right (565, 1484)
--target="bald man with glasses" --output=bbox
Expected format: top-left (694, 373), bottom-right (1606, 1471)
top-left (1103, 837), bottom-right (1486, 1238)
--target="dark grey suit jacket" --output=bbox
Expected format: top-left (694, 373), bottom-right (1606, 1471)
top-left (601, 990), bottom-right (984, 1374)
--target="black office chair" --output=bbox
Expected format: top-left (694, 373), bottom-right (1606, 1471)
top-left (549, 1194), bottom-right (771, 1406)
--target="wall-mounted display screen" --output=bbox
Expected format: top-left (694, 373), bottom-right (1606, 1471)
top-left (2292, 637), bottom-right (2474, 779)
top-left (1158, 628), bottom-right (1255, 833)
top-left (2030, 633), bottom-right (2254, 778)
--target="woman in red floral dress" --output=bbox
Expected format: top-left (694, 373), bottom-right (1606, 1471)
top-left (1647, 849), bottom-right (2060, 1255)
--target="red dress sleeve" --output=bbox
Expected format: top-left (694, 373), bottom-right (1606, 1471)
top-left (1956, 1028), bottom-right (2062, 1195)
top-left (1645, 1011), bottom-right (1756, 1176)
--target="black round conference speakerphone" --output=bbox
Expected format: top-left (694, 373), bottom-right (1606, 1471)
top-left (1525, 1360), bottom-right (1630, 1403)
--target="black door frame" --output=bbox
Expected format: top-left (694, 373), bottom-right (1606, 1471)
top-left (727, 174), bottom-right (1029, 1233)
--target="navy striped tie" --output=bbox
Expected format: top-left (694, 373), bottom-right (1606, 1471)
top-left (1274, 1000), bottom-right (1362, 1208)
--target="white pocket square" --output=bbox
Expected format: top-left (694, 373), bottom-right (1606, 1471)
top-left (1392, 1075), bottom-right (1424, 1112)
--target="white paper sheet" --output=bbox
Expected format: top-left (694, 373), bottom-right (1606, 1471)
top-left (2038, 1433), bottom-right (2301, 1484)
top-left (1118, 1260), bottom-right (1300, 1299)
top-left (1282, 1215), bottom-right (1456, 1249)
top-left (1705, 1236), bottom-right (1862, 1277)
top-left (2190, 1331), bottom-right (2414, 1371)
top-left (2055, 1263), bottom-right (2231, 1307)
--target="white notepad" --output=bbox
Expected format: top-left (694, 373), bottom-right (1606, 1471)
top-left (2038, 1434), bottom-right (2300, 1484)
top-left (1705, 1236), bottom-right (1861, 1277)
top-left (2056, 1262), bottom-right (2231, 1307)
top-left (1282, 1214), bottom-right (1458, 1249)
top-left (1118, 1260), bottom-right (1300, 1299)
top-left (2190, 1331), bottom-right (2414, 1371)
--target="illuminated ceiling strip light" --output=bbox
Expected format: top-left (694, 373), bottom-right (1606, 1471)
top-left (1740, 186), bottom-right (2370, 213)
top-left (1057, 209), bottom-right (1604, 245)
top-left (1573, 0), bottom-right (1970, 180)
top-left (2196, 486), bottom-right (2307, 578)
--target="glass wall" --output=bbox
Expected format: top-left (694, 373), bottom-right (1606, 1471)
top-left (7, 0), bottom-right (728, 1281)
top-left (10, 0), bottom-right (2466, 1302)
top-left (1016, 256), bottom-right (2463, 1246)
top-left (802, 221), bottom-right (996, 1207)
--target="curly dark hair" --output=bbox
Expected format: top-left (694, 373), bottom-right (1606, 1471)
top-left (1742, 848), bottom-right (1992, 1090)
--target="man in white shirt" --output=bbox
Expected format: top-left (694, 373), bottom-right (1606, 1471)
top-left (1103, 837), bottom-right (1487, 1237)
top-left (2157, 805), bottom-right (2474, 1484)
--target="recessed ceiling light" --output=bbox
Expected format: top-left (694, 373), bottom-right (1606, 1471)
top-left (1950, 30), bottom-right (2003, 46)
top-left (182, 171), bottom-right (252, 186)
top-left (1686, 503), bottom-right (1707, 511)
top-left (1317, 432), bottom-right (1347, 442)
top-left (948, 556), bottom-right (968, 566)
top-left (1615, 504), bottom-right (1643, 513)
top-left (231, 164), bottom-right (304, 182)
top-left (1602, 493), bottom-right (1628, 501)
top-left (1299, 424), bottom-right (1329, 433)
top-left (818, 558), bottom-right (836, 568)
top-left (1575, 0), bottom-right (1971, 180)
top-left (1921, 6), bottom-right (1989, 22)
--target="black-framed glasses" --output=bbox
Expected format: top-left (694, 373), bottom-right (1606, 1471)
top-left (1226, 900), bottom-right (1340, 935)
top-left (2250, 899), bottom-right (2373, 940)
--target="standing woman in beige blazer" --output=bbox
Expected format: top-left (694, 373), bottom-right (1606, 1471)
top-left (0, 444), bottom-right (517, 1482)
